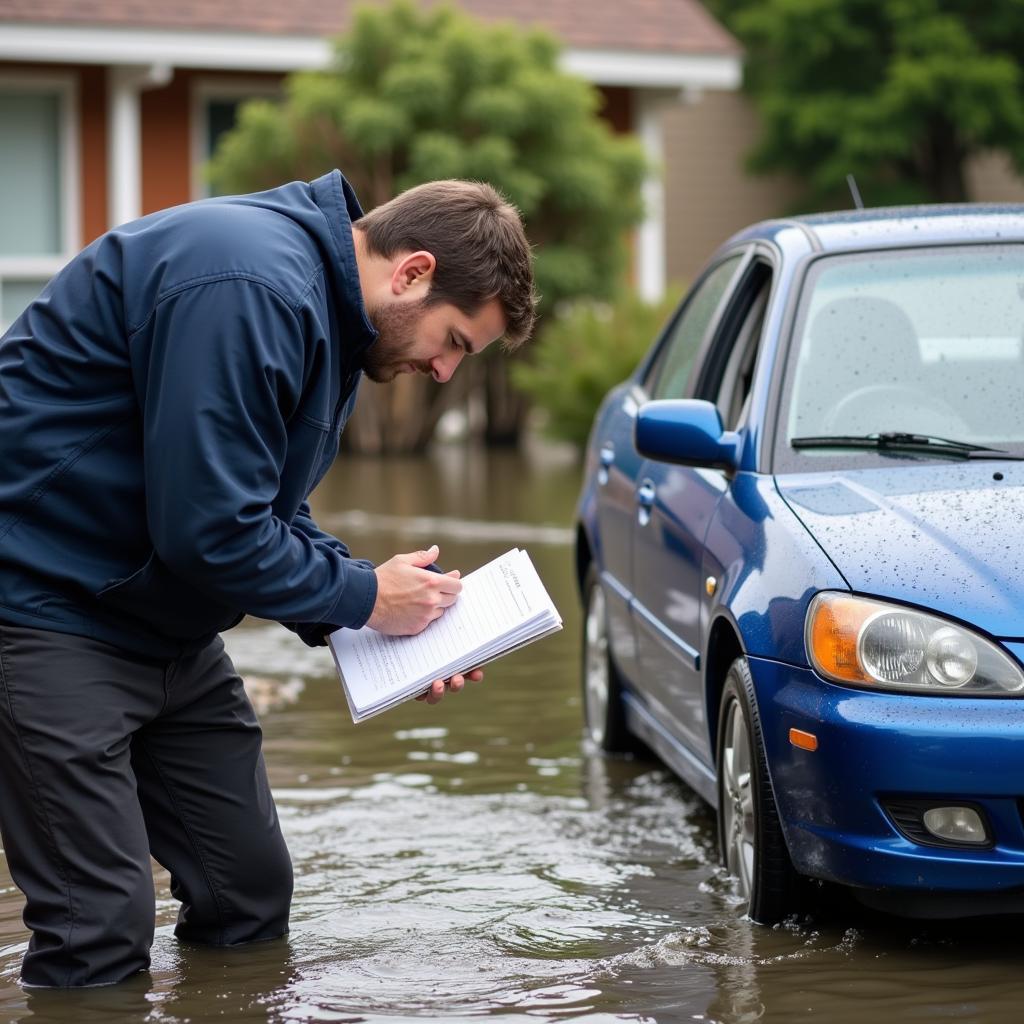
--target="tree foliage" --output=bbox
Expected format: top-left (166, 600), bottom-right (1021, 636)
top-left (209, 2), bottom-right (644, 451)
top-left (513, 288), bottom-right (681, 449)
top-left (706, 0), bottom-right (1024, 207)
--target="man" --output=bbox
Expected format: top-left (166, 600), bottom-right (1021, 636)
top-left (0, 169), bottom-right (536, 987)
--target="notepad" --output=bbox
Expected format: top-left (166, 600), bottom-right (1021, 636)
top-left (328, 548), bottom-right (562, 722)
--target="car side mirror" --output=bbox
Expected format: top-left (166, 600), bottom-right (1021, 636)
top-left (635, 399), bottom-right (741, 470)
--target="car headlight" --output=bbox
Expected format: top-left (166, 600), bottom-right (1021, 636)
top-left (805, 593), bottom-right (1024, 695)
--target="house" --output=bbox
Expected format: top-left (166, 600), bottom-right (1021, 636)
top-left (4, 1), bottom-right (1022, 334)
top-left (0, 0), bottom-right (744, 329)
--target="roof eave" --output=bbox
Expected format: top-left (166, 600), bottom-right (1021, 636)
top-left (0, 21), bottom-right (742, 90)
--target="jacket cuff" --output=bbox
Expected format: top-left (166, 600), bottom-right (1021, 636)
top-left (286, 561), bottom-right (379, 648)
top-left (323, 559), bottom-right (378, 631)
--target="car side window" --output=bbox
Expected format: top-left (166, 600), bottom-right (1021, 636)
top-left (646, 254), bottom-right (743, 400)
top-left (712, 263), bottom-right (773, 430)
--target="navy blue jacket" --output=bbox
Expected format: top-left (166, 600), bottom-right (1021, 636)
top-left (0, 169), bottom-right (380, 658)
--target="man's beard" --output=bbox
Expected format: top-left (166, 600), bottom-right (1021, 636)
top-left (362, 297), bottom-right (430, 383)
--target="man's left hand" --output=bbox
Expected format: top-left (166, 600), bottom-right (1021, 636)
top-left (416, 668), bottom-right (485, 705)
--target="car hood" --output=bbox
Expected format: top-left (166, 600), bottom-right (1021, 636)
top-left (775, 462), bottom-right (1024, 639)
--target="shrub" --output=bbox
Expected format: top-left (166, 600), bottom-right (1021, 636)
top-left (513, 287), bottom-right (682, 449)
top-left (208, 0), bottom-right (647, 450)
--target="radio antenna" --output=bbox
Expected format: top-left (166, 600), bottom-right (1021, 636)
top-left (846, 174), bottom-right (865, 210)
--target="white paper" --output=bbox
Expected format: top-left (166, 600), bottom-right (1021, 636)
top-left (328, 549), bottom-right (561, 722)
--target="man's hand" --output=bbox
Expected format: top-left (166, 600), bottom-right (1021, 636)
top-left (366, 544), bottom-right (462, 635)
top-left (416, 668), bottom-right (485, 705)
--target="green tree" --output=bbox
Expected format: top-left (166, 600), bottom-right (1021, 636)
top-left (209, 1), bottom-right (645, 452)
top-left (707, 0), bottom-right (1024, 207)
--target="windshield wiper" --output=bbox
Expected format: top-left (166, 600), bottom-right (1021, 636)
top-left (790, 432), bottom-right (1024, 460)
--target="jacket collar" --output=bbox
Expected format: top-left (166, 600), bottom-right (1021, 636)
top-left (309, 169), bottom-right (379, 358)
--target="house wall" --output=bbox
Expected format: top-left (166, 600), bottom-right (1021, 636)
top-left (140, 69), bottom-right (193, 215)
top-left (79, 65), bottom-right (108, 242)
top-left (4, 61), bottom-right (1024, 289)
top-left (661, 89), bottom-right (801, 285)
top-left (968, 151), bottom-right (1024, 204)
top-left (141, 68), bottom-right (283, 216)
top-left (0, 62), bottom-right (286, 248)
top-left (661, 89), bottom-right (1024, 285)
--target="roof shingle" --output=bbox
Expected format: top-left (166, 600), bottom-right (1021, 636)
top-left (0, 0), bottom-right (740, 56)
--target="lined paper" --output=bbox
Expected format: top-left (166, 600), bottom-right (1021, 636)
top-left (329, 549), bottom-right (561, 722)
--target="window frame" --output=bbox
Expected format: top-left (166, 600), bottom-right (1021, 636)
top-left (0, 72), bottom-right (80, 328)
top-left (769, 240), bottom-right (1024, 473)
top-left (190, 77), bottom-right (282, 200)
top-left (712, 266), bottom-right (772, 431)
top-left (694, 256), bottom-right (774, 427)
top-left (638, 245), bottom-right (751, 402)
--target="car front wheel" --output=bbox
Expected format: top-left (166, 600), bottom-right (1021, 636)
top-left (716, 657), bottom-right (801, 923)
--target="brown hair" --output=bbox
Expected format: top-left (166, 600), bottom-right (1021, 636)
top-left (356, 180), bottom-right (537, 349)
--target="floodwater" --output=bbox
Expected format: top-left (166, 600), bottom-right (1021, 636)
top-left (2, 445), bottom-right (1024, 1023)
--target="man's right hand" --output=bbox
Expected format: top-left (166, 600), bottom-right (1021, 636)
top-left (366, 545), bottom-right (462, 635)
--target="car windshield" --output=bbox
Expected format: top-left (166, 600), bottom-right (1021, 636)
top-left (783, 245), bottom-right (1024, 460)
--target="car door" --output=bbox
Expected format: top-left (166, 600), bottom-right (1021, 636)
top-left (631, 253), bottom-right (772, 763)
top-left (590, 254), bottom-right (744, 684)
top-left (591, 383), bottom-right (646, 681)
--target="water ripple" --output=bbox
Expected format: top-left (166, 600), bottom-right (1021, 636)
top-left (321, 510), bottom-right (574, 547)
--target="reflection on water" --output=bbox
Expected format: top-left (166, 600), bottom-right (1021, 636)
top-left (3, 446), bottom-right (1024, 1022)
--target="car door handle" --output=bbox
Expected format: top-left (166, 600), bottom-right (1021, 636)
top-left (598, 443), bottom-right (615, 485)
top-left (636, 479), bottom-right (655, 527)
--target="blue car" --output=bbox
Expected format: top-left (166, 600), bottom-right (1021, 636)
top-left (575, 205), bottom-right (1024, 922)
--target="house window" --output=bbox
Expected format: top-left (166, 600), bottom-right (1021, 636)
top-left (0, 77), bottom-right (78, 331)
top-left (206, 98), bottom-right (244, 163)
top-left (191, 80), bottom-right (281, 199)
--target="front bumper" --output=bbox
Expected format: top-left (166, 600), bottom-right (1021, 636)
top-left (750, 654), bottom-right (1024, 894)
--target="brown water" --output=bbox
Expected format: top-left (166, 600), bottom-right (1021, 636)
top-left (2, 446), bottom-right (1024, 1023)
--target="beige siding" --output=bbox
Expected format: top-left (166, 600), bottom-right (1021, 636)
top-left (661, 90), bottom-right (801, 285)
top-left (661, 95), bottom-right (1024, 288)
top-left (967, 151), bottom-right (1024, 203)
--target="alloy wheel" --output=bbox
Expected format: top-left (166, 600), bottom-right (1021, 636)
top-left (584, 583), bottom-right (610, 745)
top-left (721, 698), bottom-right (756, 902)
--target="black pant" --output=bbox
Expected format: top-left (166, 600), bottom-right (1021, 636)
top-left (0, 624), bottom-right (293, 987)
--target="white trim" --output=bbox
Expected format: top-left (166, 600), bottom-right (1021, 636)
top-left (0, 72), bottom-right (79, 327)
top-left (107, 67), bottom-right (140, 228)
top-left (634, 91), bottom-right (672, 302)
top-left (190, 77), bottom-right (282, 199)
top-left (0, 255), bottom-right (68, 276)
top-left (60, 74), bottom-right (79, 260)
top-left (0, 23), bottom-right (331, 71)
top-left (562, 49), bottom-right (741, 90)
top-left (107, 64), bottom-right (174, 228)
top-left (0, 22), bottom-right (742, 89)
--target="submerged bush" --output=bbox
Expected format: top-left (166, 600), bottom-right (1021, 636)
top-left (513, 287), bottom-right (682, 449)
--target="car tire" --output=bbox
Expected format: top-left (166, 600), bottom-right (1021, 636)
top-left (581, 564), bottom-right (634, 754)
top-left (716, 657), bottom-right (802, 923)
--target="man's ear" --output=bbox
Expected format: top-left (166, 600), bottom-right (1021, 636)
top-left (391, 251), bottom-right (436, 296)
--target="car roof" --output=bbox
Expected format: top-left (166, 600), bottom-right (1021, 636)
top-left (726, 203), bottom-right (1024, 255)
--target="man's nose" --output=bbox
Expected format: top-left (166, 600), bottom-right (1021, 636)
top-left (430, 349), bottom-right (464, 384)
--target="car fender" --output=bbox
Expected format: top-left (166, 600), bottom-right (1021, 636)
top-left (702, 472), bottom-right (847, 662)
top-left (700, 471), bottom-right (847, 752)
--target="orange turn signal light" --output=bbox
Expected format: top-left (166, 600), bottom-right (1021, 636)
top-left (789, 728), bottom-right (818, 751)
top-left (806, 593), bottom-right (874, 683)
